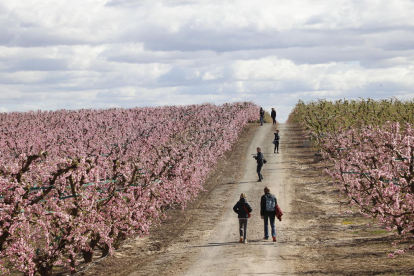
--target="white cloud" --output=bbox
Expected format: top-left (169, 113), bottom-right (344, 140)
top-left (1, 0), bottom-right (414, 122)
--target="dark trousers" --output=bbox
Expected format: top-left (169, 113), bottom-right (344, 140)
top-left (257, 163), bottom-right (263, 180)
top-left (272, 116), bottom-right (276, 124)
top-left (260, 116), bottom-right (264, 126)
top-left (239, 218), bottom-right (248, 240)
top-left (274, 141), bottom-right (279, 153)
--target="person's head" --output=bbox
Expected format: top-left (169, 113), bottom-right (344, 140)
top-left (264, 187), bottom-right (270, 194)
top-left (271, 108), bottom-right (274, 110)
top-left (260, 107), bottom-right (263, 110)
top-left (276, 129), bottom-right (279, 133)
top-left (240, 193), bottom-right (247, 199)
top-left (256, 147), bottom-right (261, 152)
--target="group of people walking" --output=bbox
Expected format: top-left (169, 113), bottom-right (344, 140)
top-left (256, 107), bottom-right (281, 182)
top-left (259, 107), bottom-right (277, 126)
top-left (232, 107), bottom-right (283, 244)
top-left (233, 187), bottom-right (282, 243)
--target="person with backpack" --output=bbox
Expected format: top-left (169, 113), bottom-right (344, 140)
top-left (253, 147), bottom-right (265, 182)
top-left (260, 187), bottom-right (278, 242)
top-left (271, 108), bottom-right (277, 125)
top-left (233, 193), bottom-right (253, 243)
top-left (259, 107), bottom-right (265, 126)
top-left (273, 129), bottom-right (280, 154)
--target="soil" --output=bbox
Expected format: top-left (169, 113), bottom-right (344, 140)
top-left (74, 123), bottom-right (414, 276)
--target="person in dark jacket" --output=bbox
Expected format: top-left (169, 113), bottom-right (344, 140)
top-left (233, 193), bottom-right (253, 243)
top-left (259, 107), bottom-right (265, 126)
top-left (260, 187), bottom-right (278, 242)
top-left (253, 147), bottom-right (264, 182)
top-left (273, 129), bottom-right (280, 154)
top-left (271, 108), bottom-right (276, 125)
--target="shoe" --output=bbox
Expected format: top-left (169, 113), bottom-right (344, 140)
top-left (263, 237), bottom-right (269, 240)
top-left (272, 236), bottom-right (277, 242)
top-left (257, 179), bottom-right (261, 182)
top-left (244, 239), bottom-right (248, 244)
top-left (239, 237), bottom-right (243, 243)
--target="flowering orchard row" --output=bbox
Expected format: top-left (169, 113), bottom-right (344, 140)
top-left (0, 102), bottom-right (258, 275)
top-left (287, 98), bottom-right (414, 138)
top-left (288, 98), bottom-right (414, 256)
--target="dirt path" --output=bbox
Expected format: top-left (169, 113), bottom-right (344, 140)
top-left (179, 123), bottom-right (293, 276)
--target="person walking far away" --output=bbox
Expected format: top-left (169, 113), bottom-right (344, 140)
top-left (259, 107), bottom-right (265, 126)
top-left (233, 193), bottom-right (253, 243)
top-left (271, 108), bottom-right (277, 125)
top-left (261, 187), bottom-right (278, 242)
top-left (253, 147), bottom-right (266, 182)
top-left (273, 129), bottom-right (280, 154)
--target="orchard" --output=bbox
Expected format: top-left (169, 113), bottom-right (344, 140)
top-left (289, 98), bottom-right (414, 257)
top-left (0, 102), bottom-right (258, 275)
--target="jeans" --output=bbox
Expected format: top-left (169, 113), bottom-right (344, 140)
top-left (239, 218), bottom-right (248, 240)
top-left (257, 163), bottom-right (263, 180)
top-left (272, 117), bottom-right (276, 124)
top-left (260, 116), bottom-right (264, 126)
top-left (274, 141), bottom-right (279, 153)
top-left (264, 214), bottom-right (276, 238)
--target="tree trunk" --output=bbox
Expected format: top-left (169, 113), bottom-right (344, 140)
top-left (82, 236), bottom-right (100, 263)
top-left (113, 233), bottom-right (126, 250)
top-left (82, 250), bottom-right (94, 263)
top-left (0, 231), bottom-right (9, 251)
top-left (102, 243), bottom-right (110, 257)
top-left (37, 263), bottom-right (53, 276)
top-left (69, 254), bottom-right (76, 275)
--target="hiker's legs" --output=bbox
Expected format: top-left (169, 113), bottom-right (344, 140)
top-left (269, 214), bottom-right (276, 237)
top-left (239, 218), bottom-right (248, 240)
top-left (263, 215), bottom-right (269, 239)
top-left (257, 164), bottom-right (263, 180)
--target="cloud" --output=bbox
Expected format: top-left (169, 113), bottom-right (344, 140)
top-left (11, 58), bottom-right (69, 71)
top-left (1, 0), bottom-right (414, 122)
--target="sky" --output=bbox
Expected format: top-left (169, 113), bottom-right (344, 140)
top-left (1, 0), bottom-right (414, 122)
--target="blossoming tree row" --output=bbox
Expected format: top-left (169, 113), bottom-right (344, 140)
top-left (288, 98), bottom-right (414, 256)
top-left (0, 102), bottom-right (258, 275)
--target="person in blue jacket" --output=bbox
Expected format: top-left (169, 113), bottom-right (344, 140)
top-left (233, 193), bottom-right (253, 243)
top-left (260, 187), bottom-right (278, 242)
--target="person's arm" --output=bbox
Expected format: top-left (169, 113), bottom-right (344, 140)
top-left (260, 196), bottom-right (265, 216)
top-left (246, 202), bottom-right (253, 213)
top-left (233, 203), bottom-right (239, 214)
